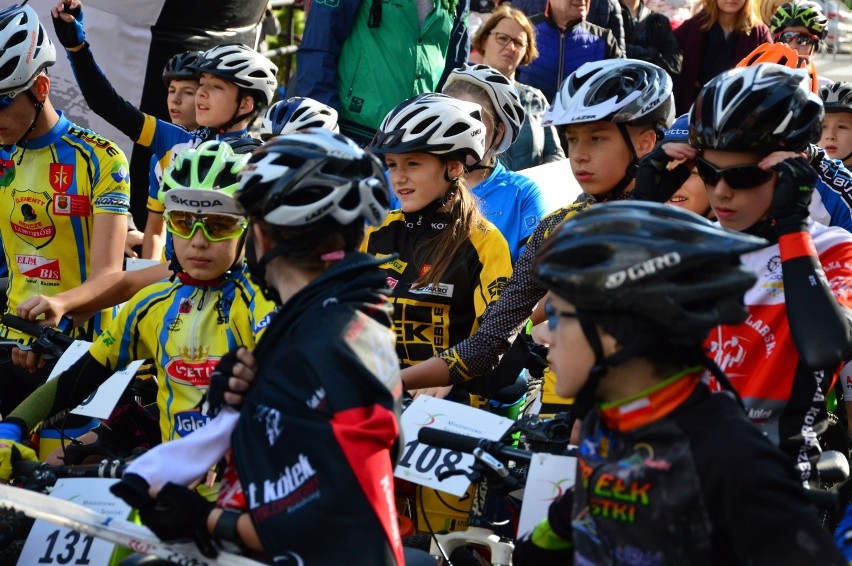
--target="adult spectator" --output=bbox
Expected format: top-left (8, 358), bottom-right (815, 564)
top-left (295, 0), bottom-right (470, 145)
top-left (672, 0), bottom-right (771, 114)
top-left (472, 5), bottom-right (565, 170)
top-left (516, 0), bottom-right (623, 102)
top-left (513, 0), bottom-right (626, 53)
top-left (621, 0), bottom-right (683, 79)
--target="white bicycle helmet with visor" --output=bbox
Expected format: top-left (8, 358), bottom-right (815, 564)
top-left (369, 92), bottom-right (486, 164)
top-left (442, 64), bottom-right (524, 154)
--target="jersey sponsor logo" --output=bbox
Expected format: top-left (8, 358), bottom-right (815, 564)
top-left (10, 190), bottom-right (55, 248)
top-left (379, 255), bottom-right (407, 274)
top-left (111, 164), bottom-right (130, 184)
top-left (487, 276), bottom-right (509, 299)
top-left (16, 255), bottom-right (60, 280)
top-left (255, 404), bottom-right (283, 446)
top-left (49, 163), bottom-right (74, 193)
top-left (604, 252), bottom-right (681, 289)
top-left (54, 194), bottom-right (91, 217)
top-left (168, 194), bottom-right (224, 208)
top-left (419, 264), bottom-right (432, 277)
top-left (386, 276), bottom-right (399, 290)
top-left (173, 409), bottom-right (208, 437)
top-left (256, 311), bottom-right (275, 331)
top-left (68, 127), bottom-right (121, 157)
top-left (410, 282), bottom-right (454, 298)
top-left (164, 347), bottom-right (219, 387)
top-left (92, 195), bottom-right (130, 209)
top-left (524, 214), bottom-right (538, 229)
top-left (247, 453), bottom-right (320, 518)
top-left (178, 297), bottom-right (194, 314)
top-left (0, 157), bottom-right (15, 187)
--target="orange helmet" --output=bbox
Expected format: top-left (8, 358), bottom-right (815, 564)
top-left (736, 42), bottom-right (818, 93)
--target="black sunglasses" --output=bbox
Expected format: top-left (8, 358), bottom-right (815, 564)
top-left (775, 30), bottom-right (820, 48)
top-left (695, 157), bottom-right (773, 189)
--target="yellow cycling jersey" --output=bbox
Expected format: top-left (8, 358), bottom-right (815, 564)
top-left (87, 266), bottom-right (277, 443)
top-left (365, 210), bottom-right (513, 368)
top-left (0, 113), bottom-right (130, 341)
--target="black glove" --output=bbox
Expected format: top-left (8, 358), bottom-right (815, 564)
top-left (110, 472), bottom-right (154, 510)
top-left (770, 156), bottom-right (816, 235)
top-left (203, 348), bottom-right (242, 418)
top-left (631, 145), bottom-right (692, 203)
top-left (137, 483), bottom-right (217, 557)
top-left (51, 2), bottom-right (86, 50)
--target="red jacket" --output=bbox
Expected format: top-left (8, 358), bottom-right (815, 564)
top-left (672, 12), bottom-right (772, 114)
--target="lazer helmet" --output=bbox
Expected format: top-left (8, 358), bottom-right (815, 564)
top-left (821, 82), bottom-right (852, 113)
top-left (543, 59), bottom-right (674, 133)
top-left (770, 0), bottom-right (828, 39)
top-left (160, 140), bottom-right (249, 214)
top-left (535, 201), bottom-right (765, 337)
top-left (442, 64), bottom-right (525, 154)
top-left (188, 43), bottom-right (278, 106)
top-left (162, 50), bottom-right (203, 87)
top-left (690, 64), bottom-right (824, 154)
top-left (259, 97), bottom-right (339, 141)
top-left (0, 4), bottom-right (56, 94)
top-left (736, 42), bottom-right (818, 93)
top-left (237, 128), bottom-right (390, 228)
top-left (369, 93), bottom-right (486, 162)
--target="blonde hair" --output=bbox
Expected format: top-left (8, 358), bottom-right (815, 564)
top-left (759, 0), bottom-right (786, 24)
top-left (700, 0), bottom-right (763, 33)
top-left (472, 5), bottom-right (539, 66)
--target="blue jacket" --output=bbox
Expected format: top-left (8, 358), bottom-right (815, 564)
top-left (517, 15), bottom-right (623, 102)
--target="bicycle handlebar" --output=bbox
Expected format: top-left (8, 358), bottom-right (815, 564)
top-left (12, 459), bottom-right (127, 491)
top-left (419, 427), bottom-right (542, 464)
top-left (1, 314), bottom-right (75, 359)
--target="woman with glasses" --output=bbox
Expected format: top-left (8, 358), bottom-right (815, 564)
top-left (470, 5), bottom-right (565, 171)
top-left (512, 201), bottom-right (846, 565)
top-left (672, 0), bottom-right (771, 114)
top-left (0, 141), bottom-right (276, 478)
top-left (684, 64), bottom-right (852, 483)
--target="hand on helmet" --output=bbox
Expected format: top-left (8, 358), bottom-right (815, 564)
top-left (50, 0), bottom-right (85, 51)
top-left (631, 144), bottom-right (694, 203)
top-left (768, 155), bottom-right (816, 235)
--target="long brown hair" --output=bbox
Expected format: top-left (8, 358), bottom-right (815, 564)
top-left (414, 165), bottom-right (487, 288)
top-left (700, 0), bottom-right (762, 33)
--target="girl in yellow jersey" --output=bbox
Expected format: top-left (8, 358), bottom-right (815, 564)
top-left (0, 140), bottom-right (276, 478)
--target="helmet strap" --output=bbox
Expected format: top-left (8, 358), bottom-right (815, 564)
top-left (596, 123), bottom-right (639, 202)
top-left (14, 90), bottom-right (44, 165)
top-left (211, 89), bottom-right (255, 137)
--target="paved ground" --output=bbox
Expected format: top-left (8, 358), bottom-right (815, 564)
top-left (816, 52), bottom-right (852, 82)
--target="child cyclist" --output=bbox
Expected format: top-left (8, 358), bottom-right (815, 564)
top-left (686, 64), bottom-right (852, 483)
top-left (259, 96), bottom-right (339, 141)
top-left (366, 93), bottom-right (514, 402)
top-left (110, 129), bottom-right (404, 564)
top-left (820, 82), bottom-right (852, 167)
top-left (141, 50), bottom-right (203, 260)
top-left (0, 141), bottom-right (276, 476)
top-left (399, 59), bottom-right (673, 395)
top-left (511, 201), bottom-right (846, 565)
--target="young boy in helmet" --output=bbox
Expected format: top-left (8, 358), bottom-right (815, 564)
top-left (259, 96), bottom-right (339, 141)
top-left (111, 130), bottom-right (403, 564)
top-left (512, 201), bottom-right (846, 565)
top-left (677, 64), bottom-right (852, 484)
top-left (0, 4), bottom-right (129, 411)
top-left (770, 0), bottom-right (828, 61)
top-left (50, 0), bottom-right (276, 256)
top-left (401, 59), bottom-right (673, 398)
top-left (820, 82), bottom-right (852, 168)
top-left (0, 141), bottom-right (276, 478)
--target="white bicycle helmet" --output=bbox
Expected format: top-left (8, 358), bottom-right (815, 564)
top-left (0, 4), bottom-right (55, 94)
top-left (544, 59), bottom-right (674, 133)
top-left (260, 97), bottom-right (339, 141)
top-left (188, 43), bottom-right (278, 106)
top-left (442, 64), bottom-right (525, 154)
top-left (370, 93), bottom-right (486, 162)
top-left (821, 82), bottom-right (852, 114)
top-left (237, 128), bottom-right (389, 228)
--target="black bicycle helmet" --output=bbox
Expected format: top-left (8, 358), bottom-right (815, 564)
top-left (162, 50), bottom-right (203, 87)
top-left (690, 64), bottom-right (824, 154)
top-left (770, 0), bottom-right (828, 39)
top-left (237, 128), bottom-right (389, 228)
top-left (535, 201), bottom-right (766, 339)
top-left (821, 81), bottom-right (852, 114)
